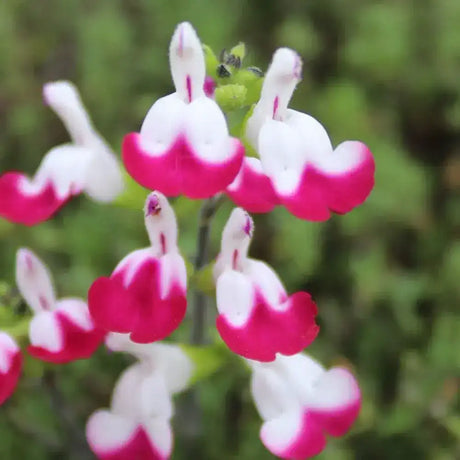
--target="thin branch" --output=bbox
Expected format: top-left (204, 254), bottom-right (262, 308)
top-left (190, 193), bottom-right (224, 345)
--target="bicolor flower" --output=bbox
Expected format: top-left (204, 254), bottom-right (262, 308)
top-left (0, 332), bottom-right (22, 405)
top-left (213, 208), bottom-right (319, 362)
top-left (227, 48), bottom-right (375, 221)
top-left (15, 248), bottom-right (104, 363)
top-left (122, 22), bottom-right (244, 199)
top-left (88, 192), bottom-right (187, 344)
top-left (250, 353), bottom-right (361, 459)
top-left (86, 333), bottom-right (193, 460)
top-left (0, 81), bottom-right (124, 226)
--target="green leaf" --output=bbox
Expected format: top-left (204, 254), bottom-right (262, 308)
top-left (180, 343), bottom-right (227, 384)
top-left (22, 351), bottom-right (45, 379)
top-left (114, 171), bottom-right (149, 210)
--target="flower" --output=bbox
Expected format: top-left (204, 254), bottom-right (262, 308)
top-left (86, 333), bottom-right (193, 460)
top-left (122, 22), bottom-right (244, 199)
top-left (0, 332), bottom-right (22, 405)
top-left (0, 81), bottom-right (124, 226)
top-left (213, 208), bottom-right (319, 362)
top-left (15, 248), bottom-right (104, 363)
top-left (227, 48), bottom-right (375, 221)
top-left (249, 353), bottom-right (361, 459)
top-left (88, 192), bottom-right (187, 343)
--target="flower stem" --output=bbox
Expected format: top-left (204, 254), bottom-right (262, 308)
top-left (190, 193), bottom-right (223, 344)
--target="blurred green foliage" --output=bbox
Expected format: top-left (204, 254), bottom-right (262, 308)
top-left (0, 0), bottom-right (459, 459)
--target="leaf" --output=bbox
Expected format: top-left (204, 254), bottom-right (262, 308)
top-left (113, 171), bottom-right (149, 210)
top-left (180, 343), bottom-right (227, 384)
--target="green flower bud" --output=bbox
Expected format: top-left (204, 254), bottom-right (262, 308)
top-left (215, 84), bottom-right (247, 112)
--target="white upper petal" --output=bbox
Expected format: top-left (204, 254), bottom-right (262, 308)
top-left (169, 22), bottom-right (205, 102)
top-left (144, 192), bottom-right (179, 256)
top-left (146, 343), bottom-right (193, 394)
top-left (54, 298), bottom-right (94, 331)
top-left (271, 354), bottom-right (325, 405)
top-left (246, 48), bottom-right (302, 147)
top-left (111, 363), bottom-right (173, 421)
top-left (158, 253), bottom-right (187, 299)
top-left (29, 311), bottom-right (62, 352)
top-left (0, 332), bottom-right (19, 373)
top-left (251, 365), bottom-right (299, 421)
top-left (83, 136), bottom-right (124, 202)
top-left (258, 119), bottom-right (305, 195)
top-left (243, 259), bottom-right (286, 307)
top-left (307, 367), bottom-right (360, 410)
top-left (183, 97), bottom-right (233, 163)
top-left (216, 270), bottom-right (255, 327)
top-left (43, 81), bottom-right (95, 147)
top-left (113, 248), bottom-right (154, 286)
top-left (140, 93), bottom-right (185, 155)
top-left (143, 417), bottom-right (173, 457)
top-left (214, 208), bottom-right (253, 278)
top-left (16, 248), bottom-right (55, 313)
top-left (86, 410), bottom-right (138, 453)
top-left (44, 81), bottom-right (124, 202)
top-left (105, 335), bottom-right (192, 395)
top-left (260, 410), bottom-right (304, 453)
top-left (19, 144), bottom-right (92, 199)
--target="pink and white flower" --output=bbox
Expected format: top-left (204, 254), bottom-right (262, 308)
top-left (214, 208), bottom-right (319, 362)
top-left (88, 192), bottom-right (187, 344)
top-left (250, 353), bottom-right (361, 459)
top-left (0, 332), bottom-right (22, 405)
top-left (86, 333), bottom-right (193, 460)
top-left (0, 81), bottom-right (124, 226)
top-left (122, 22), bottom-right (244, 199)
top-left (15, 248), bottom-right (104, 363)
top-left (227, 48), bottom-right (375, 221)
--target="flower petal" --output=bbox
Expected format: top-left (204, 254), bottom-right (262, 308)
top-left (0, 144), bottom-right (92, 225)
top-left (261, 411), bottom-right (326, 460)
top-left (123, 131), bottom-right (244, 199)
top-left (111, 363), bottom-right (172, 420)
top-left (89, 253), bottom-right (186, 343)
top-left (105, 335), bottom-right (193, 395)
top-left (226, 157), bottom-right (279, 213)
top-left (0, 332), bottom-right (22, 405)
top-left (28, 305), bottom-right (104, 364)
top-left (308, 367), bottom-right (361, 437)
top-left (217, 287), bottom-right (319, 361)
top-left (86, 411), bottom-right (170, 460)
top-left (16, 248), bottom-right (55, 313)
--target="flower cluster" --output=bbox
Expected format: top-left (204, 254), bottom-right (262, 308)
top-left (1, 21), bottom-right (374, 459)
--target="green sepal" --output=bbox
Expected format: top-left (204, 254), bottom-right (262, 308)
top-left (229, 42), bottom-right (246, 62)
top-left (233, 69), bottom-right (264, 106)
top-left (203, 44), bottom-right (219, 78)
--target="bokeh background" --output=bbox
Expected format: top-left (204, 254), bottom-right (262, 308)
top-left (0, 1), bottom-right (459, 459)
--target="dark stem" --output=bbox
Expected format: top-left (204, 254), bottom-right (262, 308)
top-left (177, 194), bottom-right (223, 457)
top-left (190, 194), bottom-right (224, 344)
